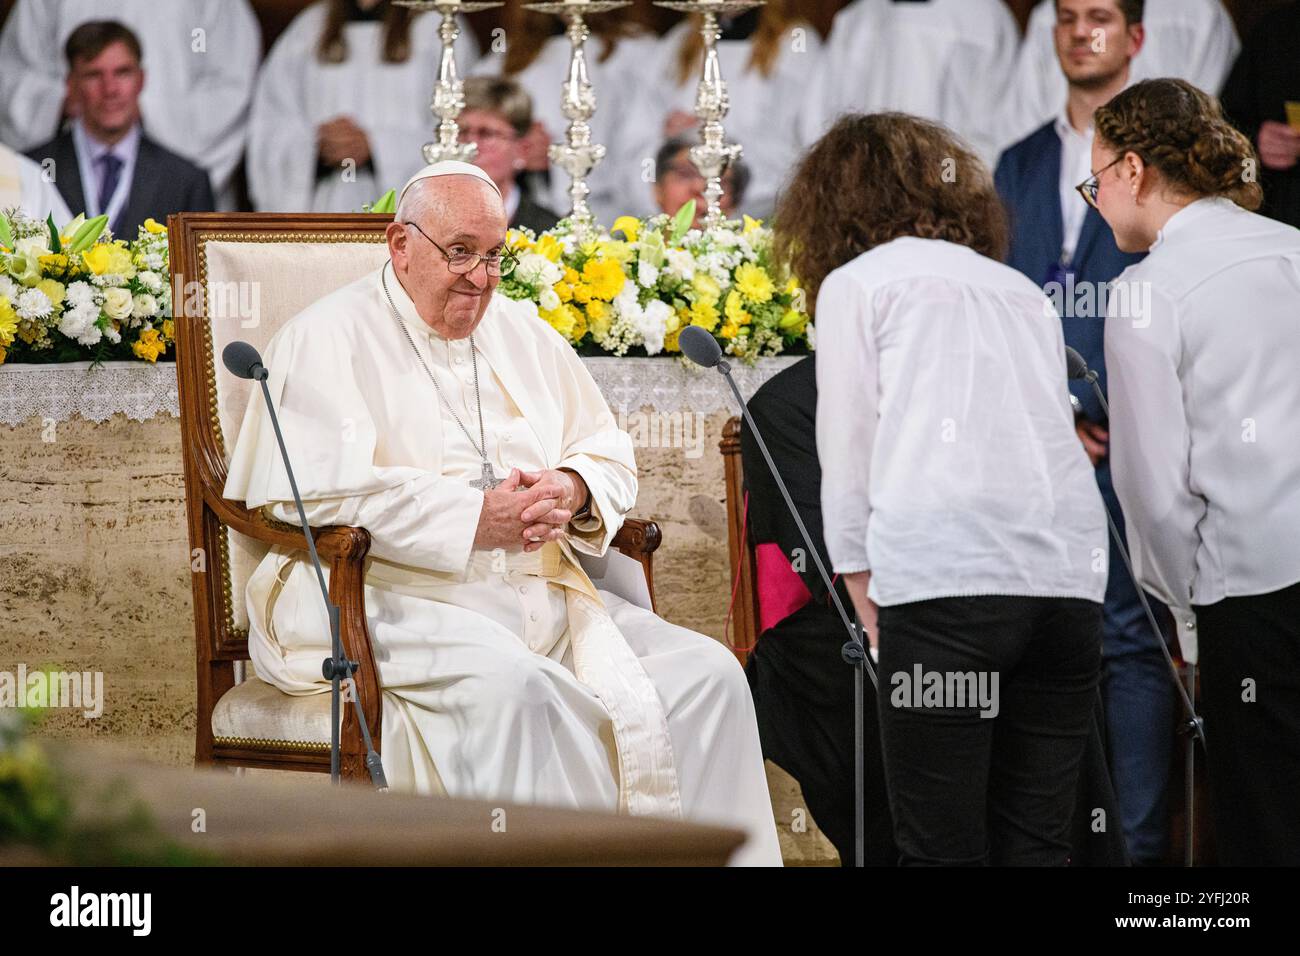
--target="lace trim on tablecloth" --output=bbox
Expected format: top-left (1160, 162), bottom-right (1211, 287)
top-left (0, 356), bottom-right (803, 426)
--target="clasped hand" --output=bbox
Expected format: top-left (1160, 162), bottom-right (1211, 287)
top-left (472, 468), bottom-right (585, 554)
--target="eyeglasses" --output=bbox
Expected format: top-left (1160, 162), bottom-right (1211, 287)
top-left (1076, 156), bottom-right (1124, 210)
top-left (458, 124), bottom-right (518, 145)
top-left (403, 221), bottom-right (517, 277)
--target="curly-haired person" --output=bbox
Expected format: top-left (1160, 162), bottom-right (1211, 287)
top-left (1095, 77), bottom-right (1300, 866)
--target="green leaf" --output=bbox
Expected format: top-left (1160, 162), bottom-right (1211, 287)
top-left (67, 215), bottom-right (109, 254)
top-left (669, 200), bottom-right (696, 245)
top-left (368, 189), bottom-right (396, 215)
top-left (0, 213), bottom-right (11, 249)
top-left (46, 214), bottom-right (61, 253)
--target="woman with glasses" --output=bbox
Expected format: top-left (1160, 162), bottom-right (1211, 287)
top-left (1095, 78), bottom-right (1300, 865)
top-left (458, 76), bottom-right (560, 235)
top-left (248, 0), bottom-right (478, 212)
top-left (779, 112), bottom-right (1108, 866)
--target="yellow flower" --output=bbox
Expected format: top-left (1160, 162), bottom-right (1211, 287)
top-left (586, 299), bottom-right (611, 339)
top-left (612, 216), bottom-right (641, 243)
top-left (0, 295), bottom-right (17, 346)
top-left (742, 215), bottom-right (764, 235)
top-left (725, 289), bottom-right (751, 327)
top-left (582, 258), bottom-right (626, 301)
top-left (778, 308), bottom-right (807, 335)
top-left (540, 303), bottom-right (579, 341)
top-left (571, 282), bottom-right (593, 305)
top-left (143, 218), bottom-right (167, 235)
top-left (563, 267), bottom-right (581, 286)
top-left (161, 318), bottom-right (175, 341)
top-left (36, 279), bottom-right (65, 310)
top-left (506, 228), bottom-right (534, 252)
top-left (734, 262), bottom-right (775, 305)
top-left (132, 327), bottom-right (166, 362)
top-left (555, 281), bottom-right (574, 304)
top-left (689, 299), bottom-right (720, 333)
top-left (664, 328), bottom-right (682, 353)
top-left (82, 245), bottom-right (112, 275)
top-left (691, 272), bottom-right (721, 306)
top-left (534, 233), bottom-right (564, 263)
top-left (0, 345), bottom-right (7, 364)
top-left (719, 321), bottom-right (740, 340)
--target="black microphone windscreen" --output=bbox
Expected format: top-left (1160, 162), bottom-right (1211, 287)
top-left (1064, 346), bottom-right (1090, 381)
top-left (223, 340), bottom-right (264, 380)
top-left (679, 325), bottom-right (723, 368)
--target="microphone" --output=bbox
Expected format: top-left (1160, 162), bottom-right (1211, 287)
top-left (680, 324), bottom-right (875, 867)
top-left (225, 340), bottom-right (386, 789)
top-left (222, 340), bottom-right (268, 382)
top-left (1065, 346), bottom-right (1206, 864)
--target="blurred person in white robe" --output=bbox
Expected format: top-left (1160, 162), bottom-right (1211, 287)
top-left (799, 0), bottom-right (1019, 167)
top-left (470, 5), bottom-right (660, 225)
top-left (0, 143), bottom-right (72, 223)
top-left (222, 161), bottom-right (782, 867)
top-left (623, 1), bottom-right (821, 221)
top-left (0, 0), bottom-right (260, 210)
top-left (247, 0), bottom-right (479, 213)
top-left (998, 0), bottom-right (1240, 151)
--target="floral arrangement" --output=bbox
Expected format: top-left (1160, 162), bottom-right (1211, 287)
top-left (498, 202), bottom-right (813, 363)
top-left (0, 210), bottom-right (172, 365)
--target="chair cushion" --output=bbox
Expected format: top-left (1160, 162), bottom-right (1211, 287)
top-left (211, 674), bottom-right (333, 747)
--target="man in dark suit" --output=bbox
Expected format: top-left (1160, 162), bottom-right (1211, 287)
top-left (27, 20), bottom-right (213, 239)
top-left (995, 0), bottom-right (1175, 865)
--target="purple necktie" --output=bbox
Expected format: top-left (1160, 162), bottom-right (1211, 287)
top-left (96, 152), bottom-right (123, 214)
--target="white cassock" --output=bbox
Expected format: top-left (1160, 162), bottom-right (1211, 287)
top-left (471, 31), bottom-right (662, 226)
top-left (223, 263), bottom-right (782, 866)
top-left (0, 0), bottom-right (260, 208)
top-left (0, 144), bottom-right (72, 223)
top-left (800, 0), bottom-right (1019, 167)
top-left (997, 0), bottom-right (1242, 151)
top-left (622, 19), bottom-right (823, 221)
top-left (247, 3), bottom-right (480, 213)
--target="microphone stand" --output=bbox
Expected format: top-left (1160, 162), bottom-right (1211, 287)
top-left (250, 364), bottom-right (387, 790)
top-left (1070, 355), bottom-right (1205, 865)
top-left (706, 351), bottom-right (878, 868)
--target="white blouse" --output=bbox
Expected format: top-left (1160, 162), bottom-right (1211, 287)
top-left (1105, 198), bottom-right (1300, 660)
top-left (815, 237), bottom-right (1108, 607)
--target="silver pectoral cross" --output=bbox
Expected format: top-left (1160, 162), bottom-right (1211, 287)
top-left (470, 460), bottom-right (503, 491)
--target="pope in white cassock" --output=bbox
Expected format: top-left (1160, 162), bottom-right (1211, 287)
top-left (223, 162), bottom-right (782, 867)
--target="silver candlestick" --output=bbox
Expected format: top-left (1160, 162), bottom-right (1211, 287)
top-left (395, 1), bottom-right (504, 164)
top-left (655, 0), bottom-right (763, 230)
top-left (524, 0), bottom-right (630, 241)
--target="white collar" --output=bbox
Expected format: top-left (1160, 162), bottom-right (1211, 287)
top-left (1151, 196), bottom-right (1238, 251)
top-left (1054, 105), bottom-right (1094, 142)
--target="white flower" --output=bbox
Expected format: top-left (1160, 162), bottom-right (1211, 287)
top-left (131, 293), bottom-right (159, 319)
top-left (104, 324), bottom-right (122, 344)
top-left (65, 281), bottom-right (96, 308)
top-left (15, 288), bottom-right (52, 320)
top-left (14, 236), bottom-right (51, 259)
top-left (637, 262), bottom-right (660, 288)
top-left (102, 287), bottom-right (133, 320)
top-left (538, 286), bottom-right (561, 312)
top-left (0, 275), bottom-right (19, 301)
top-left (58, 302), bottom-right (102, 345)
top-left (137, 270), bottom-right (163, 293)
top-left (806, 323), bottom-right (817, 351)
top-left (635, 300), bottom-right (672, 356)
top-left (665, 249), bottom-right (695, 282)
top-left (514, 252), bottom-right (563, 289)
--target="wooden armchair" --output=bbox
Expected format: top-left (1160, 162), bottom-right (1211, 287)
top-left (721, 417), bottom-right (761, 666)
top-left (170, 212), bottom-right (661, 784)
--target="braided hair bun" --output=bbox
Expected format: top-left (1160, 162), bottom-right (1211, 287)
top-left (1094, 78), bottom-right (1263, 211)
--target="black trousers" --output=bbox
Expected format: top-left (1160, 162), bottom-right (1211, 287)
top-left (1195, 581), bottom-right (1300, 866)
top-left (876, 595), bottom-right (1103, 866)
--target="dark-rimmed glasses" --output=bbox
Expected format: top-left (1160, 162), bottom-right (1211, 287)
top-left (403, 221), bottom-right (517, 277)
top-left (1076, 156), bottom-right (1124, 210)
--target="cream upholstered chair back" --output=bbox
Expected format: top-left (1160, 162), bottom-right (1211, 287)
top-left (171, 213), bottom-right (391, 649)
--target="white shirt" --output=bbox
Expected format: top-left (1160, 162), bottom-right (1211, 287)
top-left (999, 0), bottom-right (1240, 152)
top-left (801, 0), bottom-right (1020, 167)
top-left (1055, 110), bottom-right (1094, 264)
top-left (71, 120), bottom-right (141, 232)
top-left (815, 237), bottom-right (1107, 607)
top-left (1105, 198), bottom-right (1300, 661)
